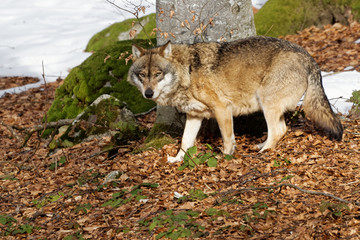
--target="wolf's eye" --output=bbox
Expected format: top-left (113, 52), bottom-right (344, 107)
top-left (154, 71), bottom-right (162, 77)
top-left (138, 73), bottom-right (146, 78)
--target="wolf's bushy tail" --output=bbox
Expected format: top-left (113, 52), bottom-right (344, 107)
top-left (303, 67), bottom-right (343, 140)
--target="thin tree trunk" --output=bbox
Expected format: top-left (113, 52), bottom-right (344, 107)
top-left (150, 0), bottom-right (256, 139)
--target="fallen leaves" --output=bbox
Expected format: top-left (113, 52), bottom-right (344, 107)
top-left (281, 21), bottom-right (360, 72)
top-left (0, 76), bottom-right (39, 90)
top-left (1, 22), bottom-right (360, 239)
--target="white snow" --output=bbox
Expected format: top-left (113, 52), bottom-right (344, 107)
top-left (322, 71), bottom-right (360, 114)
top-left (0, 0), bottom-right (155, 93)
top-left (252, 0), bottom-right (268, 9)
top-left (0, 0), bottom-right (359, 115)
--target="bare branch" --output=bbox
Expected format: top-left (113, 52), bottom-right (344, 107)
top-left (223, 183), bottom-right (360, 206)
top-left (104, 0), bottom-right (154, 45)
top-left (0, 120), bottom-right (20, 141)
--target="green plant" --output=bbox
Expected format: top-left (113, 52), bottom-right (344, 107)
top-left (32, 191), bottom-right (64, 209)
top-left (350, 90), bottom-right (360, 116)
top-left (74, 203), bottom-right (92, 214)
top-left (272, 155), bottom-right (291, 167)
top-left (178, 189), bottom-right (209, 203)
top-left (139, 209), bottom-right (207, 239)
top-left (64, 231), bottom-right (88, 240)
top-left (205, 208), bottom-right (230, 218)
top-left (0, 175), bottom-right (17, 181)
top-left (49, 156), bottom-right (67, 170)
top-left (76, 169), bottom-right (103, 187)
top-left (241, 202), bottom-right (276, 226)
top-left (102, 183), bottom-right (158, 208)
top-left (280, 175), bottom-right (294, 182)
top-left (320, 201), bottom-right (350, 218)
top-left (252, 202), bottom-right (275, 220)
top-left (178, 144), bottom-right (218, 170)
top-left (0, 215), bottom-right (34, 236)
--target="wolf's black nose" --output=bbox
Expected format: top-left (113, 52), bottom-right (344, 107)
top-left (145, 88), bottom-right (154, 98)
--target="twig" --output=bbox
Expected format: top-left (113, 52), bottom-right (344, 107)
top-left (105, 0), bottom-right (154, 45)
top-left (27, 119), bottom-right (74, 132)
top-left (134, 106), bottom-right (156, 117)
top-left (229, 183), bottom-right (360, 206)
top-left (21, 119), bottom-right (74, 147)
top-left (105, 0), bottom-right (137, 16)
top-left (0, 120), bottom-right (20, 141)
top-left (181, 147), bottom-right (199, 167)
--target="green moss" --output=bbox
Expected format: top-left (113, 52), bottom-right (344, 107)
top-left (49, 96), bottom-right (144, 150)
top-left (255, 0), bottom-right (318, 37)
top-left (135, 14), bottom-right (156, 39)
top-left (136, 123), bottom-right (177, 151)
top-left (143, 135), bottom-right (174, 151)
top-left (255, 0), bottom-right (360, 37)
top-left (85, 13), bottom-right (156, 52)
top-left (47, 38), bottom-right (156, 123)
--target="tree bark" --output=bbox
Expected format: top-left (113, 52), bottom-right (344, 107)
top-left (151, 0), bottom-right (256, 138)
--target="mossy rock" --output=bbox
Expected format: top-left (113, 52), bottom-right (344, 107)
top-left (255, 0), bottom-right (360, 37)
top-left (49, 95), bottom-right (145, 150)
top-left (86, 13), bottom-right (156, 52)
top-left (47, 38), bottom-right (156, 124)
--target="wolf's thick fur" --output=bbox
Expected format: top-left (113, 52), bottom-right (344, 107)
top-left (128, 36), bottom-right (343, 162)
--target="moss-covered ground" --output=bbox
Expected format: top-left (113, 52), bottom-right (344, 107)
top-left (255, 0), bottom-right (360, 37)
top-left (85, 13), bottom-right (156, 52)
top-left (47, 39), bottom-right (156, 124)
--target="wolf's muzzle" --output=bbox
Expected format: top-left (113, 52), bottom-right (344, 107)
top-left (145, 88), bottom-right (154, 98)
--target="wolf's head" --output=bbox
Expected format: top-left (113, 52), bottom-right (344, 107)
top-left (127, 41), bottom-right (177, 102)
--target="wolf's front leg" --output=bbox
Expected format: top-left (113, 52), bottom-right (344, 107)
top-left (214, 106), bottom-right (236, 155)
top-left (167, 115), bottom-right (203, 163)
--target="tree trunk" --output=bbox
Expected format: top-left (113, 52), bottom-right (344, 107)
top-left (148, 0), bottom-right (256, 143)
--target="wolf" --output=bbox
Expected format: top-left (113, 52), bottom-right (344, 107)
top-left (127, 36), bottom-right (343, 163)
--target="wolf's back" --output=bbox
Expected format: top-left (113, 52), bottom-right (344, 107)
top-left (302, 66), bottom-right (343, 140)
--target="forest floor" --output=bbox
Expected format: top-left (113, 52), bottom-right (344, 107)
top-left (1, 22), bottom-right (360, 239)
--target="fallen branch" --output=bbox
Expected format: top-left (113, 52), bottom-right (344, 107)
top-left (0, 120), bottom-right (20, 141)
top-left (26, 119), bottom-right (74, 132)
top-left (220, 183), bottom-right (360, 206)
top-left (134, 106), bottom-right (156, 117)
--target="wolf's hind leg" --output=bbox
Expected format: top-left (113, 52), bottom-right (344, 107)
top-left (168, 115), bottom-right (203, 163)
top-left (259, 109), bottom-right (287, 152)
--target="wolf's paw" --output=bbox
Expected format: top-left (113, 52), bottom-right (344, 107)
top-left (167, 155), bottom-right (183, 163)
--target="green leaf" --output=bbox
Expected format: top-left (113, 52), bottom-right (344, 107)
top-left (185, 146), bottom-right (197, 158)
top-left (180, 228), bottom-right (192, 237)
top-left (189, 189), bottom-right (208, 201)
top-left (177, 164), bottom-right (188, 171)
top-left (135, 195), bottom-right (147, 201)
top-left (205, 143), bottom-right (213, 150)
top-left (280, 175), bottom-right (294, 182)
top-left (169, 230), bottom-right (181, 240)
top-left (206, 208), bottom-right (218, 216)
top-left (20, 224), bottom-right (33, 234)
top-left (224, 154), bottom-right (234, 160)
top-left (273, 159), bottom-right (281, 167)
top-left (141, 182), bottom-right (159, 188)
top-left (207, 157), bottom-right (217, 167)
top-left (198, 152), bottom-right (212, 163)
top-left (334, 211), bottom-right (342, 217)
top-left (156, 232), bottom-right (167, 239)
top-left (149, 220), bottom-right (159, 231)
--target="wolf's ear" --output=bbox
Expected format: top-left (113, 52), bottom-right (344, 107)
top-left (132, 44), bottom-right (145, 59)
top-left (160, 40), bottom-right (172, 58)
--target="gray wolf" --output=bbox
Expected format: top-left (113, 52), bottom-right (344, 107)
top-left (127, 36), bottom-right (343, 162)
